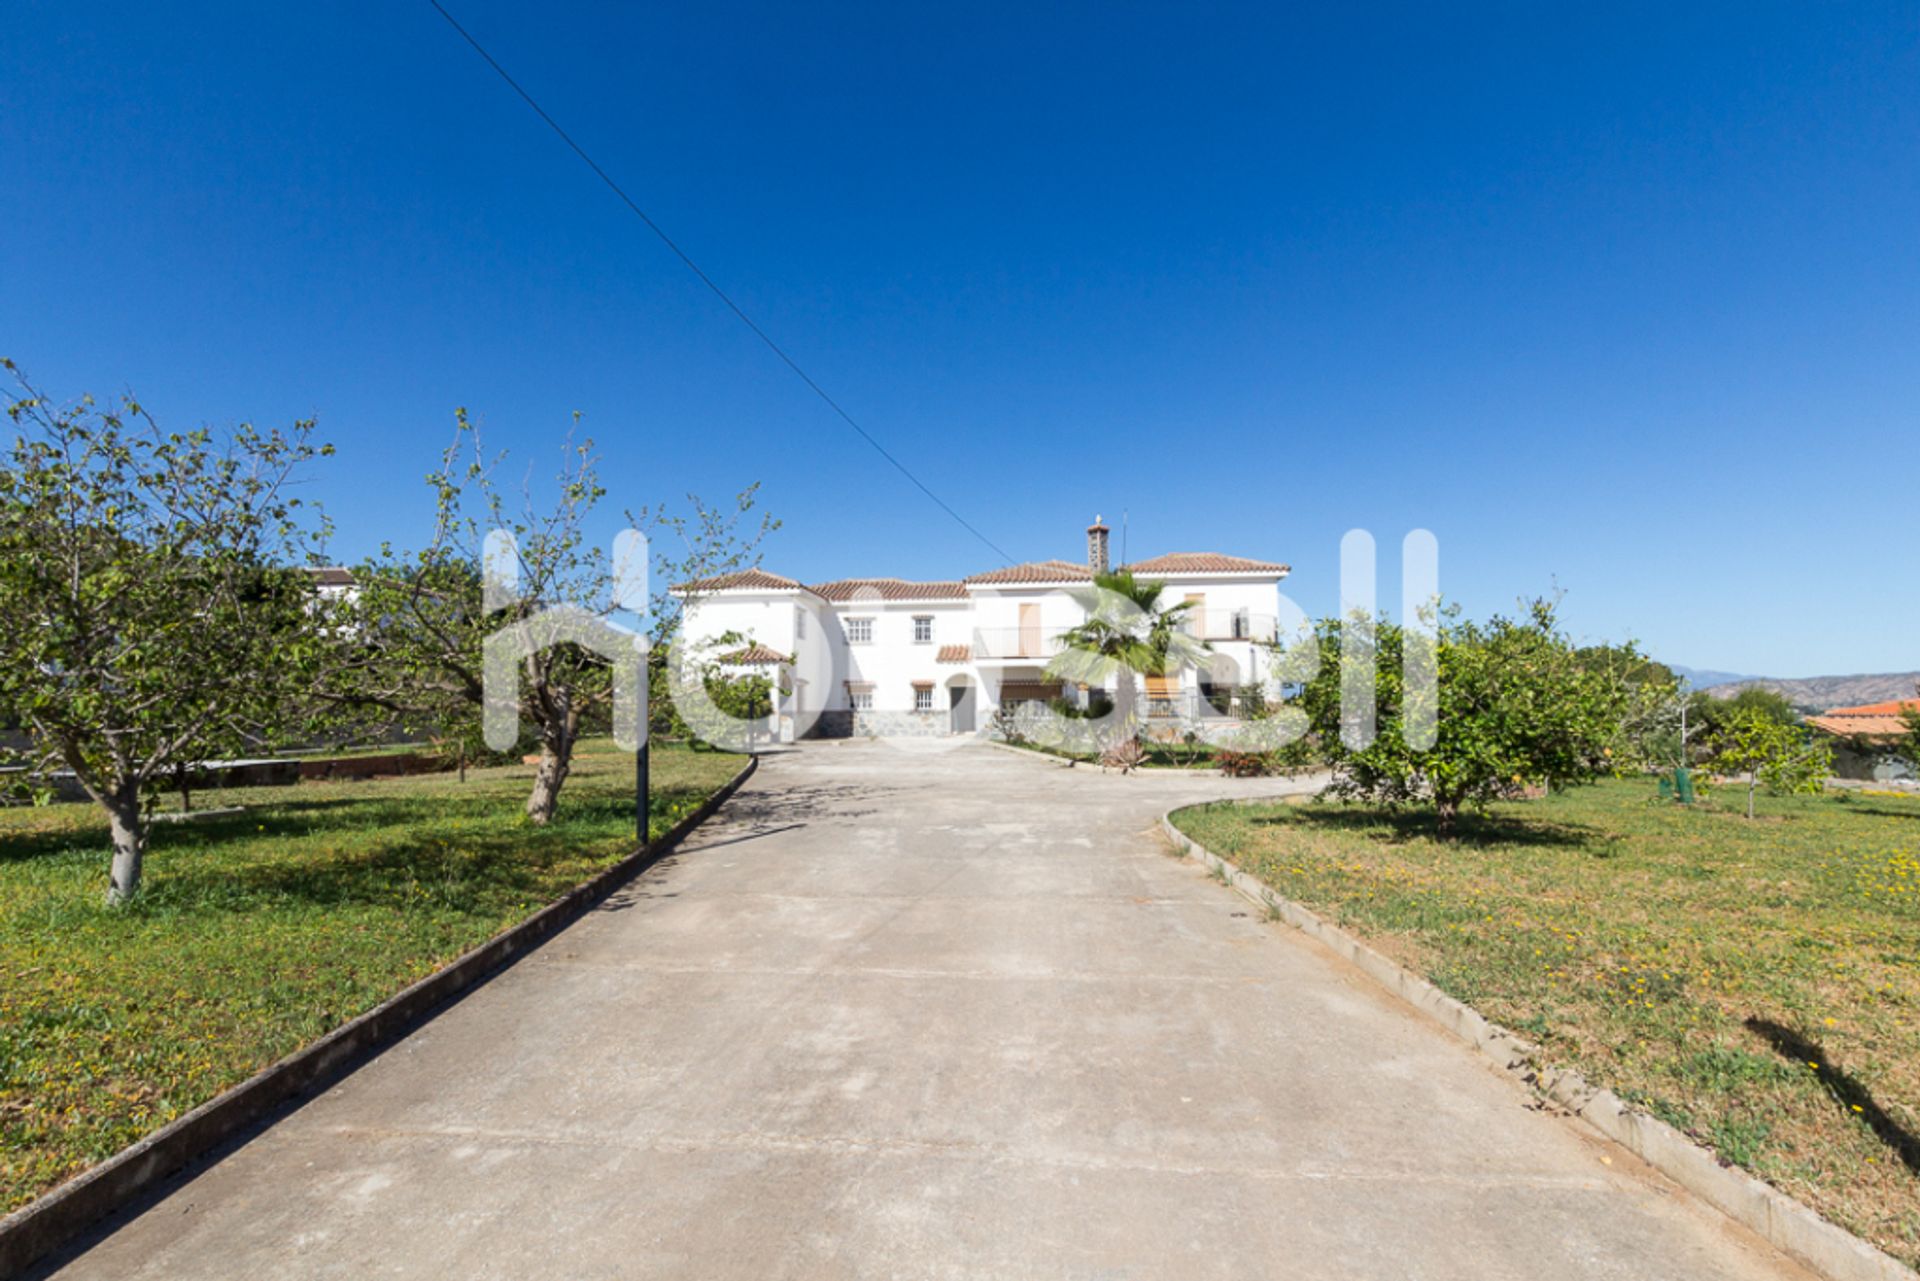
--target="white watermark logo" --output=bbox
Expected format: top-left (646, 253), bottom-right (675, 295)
top-left (479, 526), bottom-right (1438, 757)
top-left (481, 528), bottom-right (650, 751)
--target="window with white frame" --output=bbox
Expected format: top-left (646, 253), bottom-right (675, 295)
top-left (913, 685), bottom-right (934, 712)
top-left (850, 687), bottom-right (874, 711)
top-left (796, 608), bottom-right (807, 639)
top-left (845, 616), bottom-right (873, 645)
top-left (912, 615), bottom-right (934, 644)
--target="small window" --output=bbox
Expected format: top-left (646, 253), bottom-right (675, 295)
top-left (851, 689), bottom-right (874, 711)
top-left (796, 608), bottom-right (807, 639)
top-left (912, 615), bottom-right (933, 644)
top-left (914, 686), bottom-right (934, 712)
top-left (846, 617), bottom-right (873, 645)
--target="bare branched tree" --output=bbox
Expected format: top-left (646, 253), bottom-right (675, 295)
top-left (331, 413), bottom-right (775, 824)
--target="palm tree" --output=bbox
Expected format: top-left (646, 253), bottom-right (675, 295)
top-left (1045, 570), bottom-right (1211, 746)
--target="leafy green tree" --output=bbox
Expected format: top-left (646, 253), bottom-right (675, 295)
top-left (0, 365), bottom-right (330, 902)
top-left (671, 629), bottom-right (780, 748)
top-left (1685, 686), bottom-right (1799, 744)
top-left (1576, 645), bottom-right (1676, 690)
top-left (1901, 694), bottom-right (1920, 771)
top-left (1044, 570), bottom-right (1209, 744)
top-left (708, 670), bottom-right (774, 723)
top-left (1295, 600), bottom-right (1644, 835)
top-left (1706, 709), bottom-right (1833, 818)
top-left (1577, 643), bottom-right (1686, 767)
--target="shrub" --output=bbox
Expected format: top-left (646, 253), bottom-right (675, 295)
top-left (1294, 599), bottom-right (1652, 835)
top-left (1045, 690), bottom-right (1114, 721)
top-left (1705, 709), bottom-right (1834, 818)
top-left (1215, 748), bottom-right (1278, 777)
top-left (1272, 733), bottom-right (1323, 771)
top-left (1099, 737), bottom-right (1146, 773)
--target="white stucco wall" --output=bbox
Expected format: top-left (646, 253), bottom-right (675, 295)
top-left (675, 566), bottom-right (1290, 735)
top-left (828, 598), bottom-right (970, 713)
top-left (1147, 573), bottom-right (1290, 696)
top-left (676, 591), bottom-right (802, 659)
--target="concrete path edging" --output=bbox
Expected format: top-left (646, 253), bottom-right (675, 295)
top-left (1160, 802), bottom-right (1918, 1281)
top-left (0, 754), bottom-right (758, 1281)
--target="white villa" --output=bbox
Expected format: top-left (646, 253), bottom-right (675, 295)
top-left (673, 520), bottom-right (1290, 741)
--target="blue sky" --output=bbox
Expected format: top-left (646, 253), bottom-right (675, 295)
top-left (3, 2), bottom-right (1916, 676)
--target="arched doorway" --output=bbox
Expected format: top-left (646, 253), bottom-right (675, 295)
top-left (1200, 653), bottom-right (1242, 716)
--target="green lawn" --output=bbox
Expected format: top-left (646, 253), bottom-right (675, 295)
top-left (1173, 779), bottom-right (1920, 1266)
top-left (0, 738), bottom-right (744, 1214)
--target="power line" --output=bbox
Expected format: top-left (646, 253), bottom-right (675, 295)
top-left (424, 0), bottom-right (1015, 565)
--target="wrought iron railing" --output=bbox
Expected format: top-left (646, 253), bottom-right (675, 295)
top-left (1142, 687), bottom-right (1265, 721)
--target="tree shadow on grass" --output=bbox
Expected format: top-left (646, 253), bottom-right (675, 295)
top-left (149, 830), bottom-right (565, 916)
top-left (559, 781), bottom-right (719, 827)
top-left (6, 761), bottom-right (736, 911)
top-left (171, 778), bottom-right (734, 916)
top-left (136, 797), bottom-right (503, 866)
top-left (1245, 802), bottom-right (1601, 850)
top-left (0, 824), bottom-right (104, 865)
top-left (0, 792), bottom-right (488, 868)
top-left (1745, 1017), bottom-right (1920, 1176)
top-left (1845, 802), bottom-right (1920, 822)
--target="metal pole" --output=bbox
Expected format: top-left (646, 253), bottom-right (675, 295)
top-left (635, 636), bottom-right (652, 850)
top-left (637, 740), bottom-right (650, 850)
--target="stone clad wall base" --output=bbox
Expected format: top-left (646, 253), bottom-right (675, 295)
top-left (855, 710), bottom-right (947, 738)
top-left (802, 710), bottom-right (949, 739)
top-left (806, 711), bottom-right (854, 739)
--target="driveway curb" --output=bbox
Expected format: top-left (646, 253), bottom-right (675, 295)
top-left (1161, 802), bottom-right (1917, 1281)
top-left (0, 754), bottom-right (758, 1281)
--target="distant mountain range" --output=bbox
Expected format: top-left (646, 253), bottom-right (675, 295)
top-left (1667, 665), bottom-right (1754, 691)
top-left (1667, 665), bottom-right (1920, 712)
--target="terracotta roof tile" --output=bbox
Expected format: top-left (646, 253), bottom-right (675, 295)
top-left (718, 643), bottom-right (791, 666)
top-left (672, 568), bottom-right (803, 593)
top-left (1120, 552), bottom-right (1291, 575)
top-left (1822, 699), bottom-right (1920, 718)
top-left (1809, 699), bottom-right (1920, 742)
top-left (936, 644), bottom-right (970, 663)
top-left (807, 577), bottom-right (967, 602)
top-left (963, 559), bottom-right (1095, 585)
top-left (676, 551), bottom-right (1289, 596)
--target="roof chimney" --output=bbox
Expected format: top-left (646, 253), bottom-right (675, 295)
top-left (1087, 515), bottom-right (1110, 574)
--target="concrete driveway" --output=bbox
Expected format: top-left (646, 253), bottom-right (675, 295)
top-left (45, 741), bottom-right (1809, 1280)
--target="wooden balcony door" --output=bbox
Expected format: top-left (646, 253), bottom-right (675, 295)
top-left (1018, 603), bottom-right (1042, 657)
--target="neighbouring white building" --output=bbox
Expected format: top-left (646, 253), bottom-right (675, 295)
top-left (672, 520), bottom-right (1290, 741)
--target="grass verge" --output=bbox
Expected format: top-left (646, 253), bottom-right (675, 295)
top-left (1171, 778), bottom-right (1920, 1266)
top-left (0, 738), bottom-right (743, 1214)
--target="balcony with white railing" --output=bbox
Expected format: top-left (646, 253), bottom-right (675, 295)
top-left (975, 612), bottom-right (1275, 661)
top-left (1183, 610), bottom-right (1278, 643)
top-left (972, 626), bottom-right (1069, 662)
